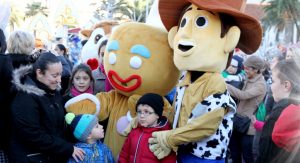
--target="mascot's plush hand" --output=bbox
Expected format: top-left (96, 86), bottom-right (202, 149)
top-left (149, 131), bottom-right (172, 159)
top-left (117, 94), bottom-right (141, 136)
top-left (121, 116), bottom-right (138, 136)
top-left (65, 93), bottom-right (100, 115)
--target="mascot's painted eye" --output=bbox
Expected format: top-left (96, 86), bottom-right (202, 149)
top-left (109, 53), bottom-right (117, 65)
top-left (94, 34), bottom-right (103, 44)
top-left (180, 18), bottom-right (187, 28)
top-left (130, 56), bottom-right (142, 69)
top-left (196, 16), bottom-right (208, 28)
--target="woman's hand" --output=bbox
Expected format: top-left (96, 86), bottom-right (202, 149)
top-left (72, 146), bottom-right (85, 162)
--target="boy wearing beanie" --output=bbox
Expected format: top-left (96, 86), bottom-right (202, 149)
top-left (119, 93), bottom-right (176, 163)
top-left (65, 113), bottom-right (114, 163)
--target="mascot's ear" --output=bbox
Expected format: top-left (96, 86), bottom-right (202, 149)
top-left (224, 26), bottom-right (241, 54)
top-left (168, 26), bottom-right (178, 49)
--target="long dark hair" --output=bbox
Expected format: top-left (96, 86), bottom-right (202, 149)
top-left (65, 63), bottom-right (94, 94)
top-left (56, 44), bottom-right (67, 56)
top-left (0, 29), bottom-right (6, 53)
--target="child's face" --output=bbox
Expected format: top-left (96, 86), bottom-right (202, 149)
top-left (226, 65), bottom-right (238, 75)
top-left (98, 45), bottom-right (106, 65)
top-left (137, 104), bottom-right (159, 127)
top-left (244, 66), bottom-right (257, 79)
top-left (73, 70), bottom-right (91, 92)
top-left (286, 50), bottom-right (294, 60)
top-left (89, 123), bottom-right (104, 140)
top-left (271, 69), bottom-right (291, 102)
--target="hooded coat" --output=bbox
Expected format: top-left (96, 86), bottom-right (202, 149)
top-left (119, 117), bottom-right (176, 163)
top-left (9, 65), bottom-right (73, 163)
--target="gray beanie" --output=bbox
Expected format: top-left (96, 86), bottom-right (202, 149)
top-left (244, 55), bottom-right (265, 70)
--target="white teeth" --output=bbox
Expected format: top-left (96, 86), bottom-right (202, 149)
top-left (178, 40), bottom-right (194, 46)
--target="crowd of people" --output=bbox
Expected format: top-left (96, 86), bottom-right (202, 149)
top-left (0, 26), bottom-right (300, 163)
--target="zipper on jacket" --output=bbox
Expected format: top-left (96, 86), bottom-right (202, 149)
top-left (133, 131), bottom-right (144, 163)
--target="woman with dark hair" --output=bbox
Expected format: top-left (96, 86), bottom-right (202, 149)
top-left (55, 44), bottom-right (73, 69)
top-left (9, 52), bottom-right (85, 163)
top-left (0, 28), bottom-right (13, 163)
top-left (54, 44), bottom-right (72, 95)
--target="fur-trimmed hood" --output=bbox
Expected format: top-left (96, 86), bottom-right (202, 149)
top-left (12, 65), bottom-right (45, 96)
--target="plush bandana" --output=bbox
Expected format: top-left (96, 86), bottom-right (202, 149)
top-left (70, 86), bottom-right (93, 97)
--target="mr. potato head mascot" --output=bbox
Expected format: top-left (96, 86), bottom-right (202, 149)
top-left (65, 22), bottom-right (180, 158)
top-left (148, 0), bottom-right (262, 162)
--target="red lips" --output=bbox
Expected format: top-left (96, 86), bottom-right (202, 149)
top-left (108, 70), bottom-right (142, 92)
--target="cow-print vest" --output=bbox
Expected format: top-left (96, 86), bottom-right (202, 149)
top-left (173, 71), bottom-right (236, 160)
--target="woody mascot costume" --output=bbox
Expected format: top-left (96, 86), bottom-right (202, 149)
top-left (148, 0), bottom-right (262, 162)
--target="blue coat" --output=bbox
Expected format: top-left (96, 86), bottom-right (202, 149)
top-left (67, 140), bottom-right (114, 163)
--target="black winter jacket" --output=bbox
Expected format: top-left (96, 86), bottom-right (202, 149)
top-left (256, 99), bottom-right (300, 163)
top-left (9, 65), bottom-right (73, 163)
top-left (0, 54), bottom-right (14, 150)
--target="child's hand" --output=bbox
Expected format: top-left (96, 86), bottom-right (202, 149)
top-left (72, 146), bottom-right (85, 162)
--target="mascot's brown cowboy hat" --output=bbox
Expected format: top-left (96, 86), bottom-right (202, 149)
top-left (158, 0), bottom-right (262, 54)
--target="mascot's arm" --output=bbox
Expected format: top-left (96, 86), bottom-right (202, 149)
top-left (150, 108), bottom-right (225, 152)
top-left (170, 108), bottom-right (225, 146)
top-left (95, 91), bottom-right (116, 121)
top-left (162, 97), bottom-right (174, 124)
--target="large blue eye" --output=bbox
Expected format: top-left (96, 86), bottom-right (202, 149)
top-left (196, 16), bottom-right (208, 28)
top-left (180, 18), bottom-right (187, 28)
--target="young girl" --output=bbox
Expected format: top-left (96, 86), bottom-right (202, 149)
top-left (256, 59), bottom-right (300, 163)
top-left (64, 63), bottom-right (95, 103)
top-left (118, 93), bottom-right (176, 163)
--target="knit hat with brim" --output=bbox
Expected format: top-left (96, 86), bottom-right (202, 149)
top-left (244, 55), bottom-right (265, 70)
top-left (158, 0), bottom-right (262, 54)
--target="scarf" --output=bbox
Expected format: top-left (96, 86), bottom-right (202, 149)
top-left (70, 86), bottom-right (93, 97)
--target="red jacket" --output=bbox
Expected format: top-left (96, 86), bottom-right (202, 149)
top-left (118, 117), bottom-right (176, 163)
top-left (272, 104), bottom-right (300, 152)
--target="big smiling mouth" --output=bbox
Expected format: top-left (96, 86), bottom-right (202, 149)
top-left (178, 40), bottom-right (194, 52)
top-left (107, 70), bottom-right (142, 92)
top-left (178, 44), bottom-right (193, 52)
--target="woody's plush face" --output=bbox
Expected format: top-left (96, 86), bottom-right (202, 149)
top-left (104, 22), bottom-right (179, 96)
top-left (168, 4), bottom-right (241, 72)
